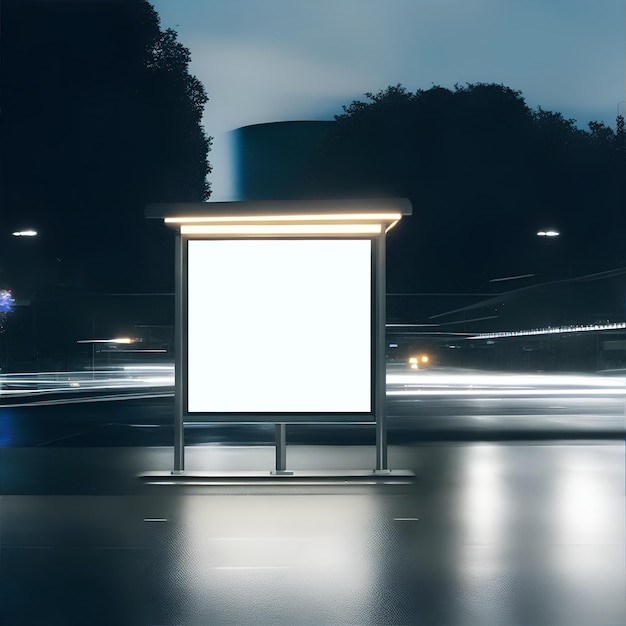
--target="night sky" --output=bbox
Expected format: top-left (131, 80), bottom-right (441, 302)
top-left (152, 0), bottom-right (626, 200)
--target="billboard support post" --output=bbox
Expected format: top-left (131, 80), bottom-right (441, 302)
top-left (173, 234), bottom-right (185, 473)
top-left (271, 423), bottom-right (292, 475)
top-left (375, 231), bottom-right (388, 472)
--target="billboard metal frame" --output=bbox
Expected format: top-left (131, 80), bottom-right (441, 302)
top-left (183, 235), bottom-right (376, 421)
top-left (146, 198), bottom-right (412, 479)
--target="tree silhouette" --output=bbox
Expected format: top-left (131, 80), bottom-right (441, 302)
top-left (1, 0), bottom-right (211, 293)
top-left (309, 84), bottom-right (625, 293)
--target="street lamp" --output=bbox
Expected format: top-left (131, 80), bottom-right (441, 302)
top-left (537, 230), bottom-right (560, 237)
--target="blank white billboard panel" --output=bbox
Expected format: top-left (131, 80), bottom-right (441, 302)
top-left (187, 239), bottom-right (372, 415)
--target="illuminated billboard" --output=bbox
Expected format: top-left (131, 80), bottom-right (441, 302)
top-left (186, 238), bottom-right (373, 418)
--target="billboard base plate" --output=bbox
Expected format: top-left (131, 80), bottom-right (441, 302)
top-left (139, 469), bottom-right (415, 484)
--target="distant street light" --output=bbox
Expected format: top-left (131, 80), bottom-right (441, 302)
top-left (12, 230), bottom-right (37, 237)
top-left (76, 338), bottom-right (134, 344)
top-left (537, 230), bottom-right (560, 237)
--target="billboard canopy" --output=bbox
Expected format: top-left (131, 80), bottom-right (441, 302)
top-left (145, 198), bottom-right (412, 235)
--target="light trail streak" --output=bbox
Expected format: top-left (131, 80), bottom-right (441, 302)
top-left (1, 367), bottom-right (623, 407)
top-left (469, 322), bottom-right (626, 339)
top-left (0, 391), bottom-right (173, 409)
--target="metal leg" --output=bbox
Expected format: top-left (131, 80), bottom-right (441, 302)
top-left (375, 232), bottom-right (390, 473)
top-left (173, 235), bottom-right (185, 474)
top-left (271, 423), bottom-right (293, 475)
top-left (173, 391), bottom-right (184, 474)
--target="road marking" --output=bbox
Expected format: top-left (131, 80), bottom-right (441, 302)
top-left (143, 518), bottom-right (168, 522)
top-left (394, 517), bottom-right (419, 521)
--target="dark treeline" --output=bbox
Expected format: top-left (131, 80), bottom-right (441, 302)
top-left (1, 0), bottom-right (211, 295)
top-left (308, 84), bottom-right (626, 293)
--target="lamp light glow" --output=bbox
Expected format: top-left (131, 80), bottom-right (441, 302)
top-left (537, 230), bottom-right (560, 237)
top-left (180, 224), bottom-right (383, 236)
top-left (165, 212), bottom-right (402, 225)
top-left (77, 337), bottom-right (134, 344)
top-left (12, 230), bottom-right (37, 237)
